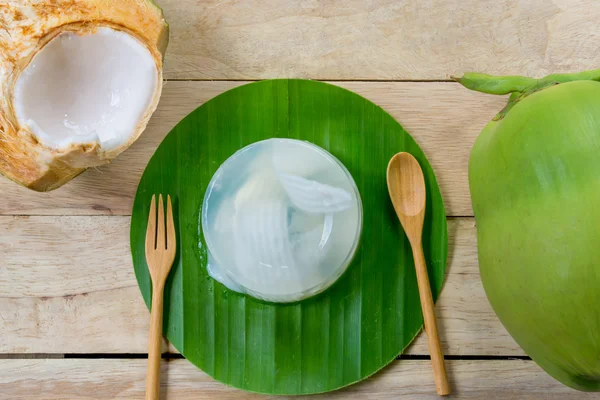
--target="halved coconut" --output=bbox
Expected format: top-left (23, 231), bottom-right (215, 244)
top-left (0, 0), bottom-right (168, 191)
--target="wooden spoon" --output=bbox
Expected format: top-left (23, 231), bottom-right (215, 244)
top-left (386, 152), bottom-right (450, 396)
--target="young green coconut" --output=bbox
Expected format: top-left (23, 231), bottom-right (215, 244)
top-left (0, 0), bottom-right (168, 191)
top-left (457, 70), bottom-right (600, 392)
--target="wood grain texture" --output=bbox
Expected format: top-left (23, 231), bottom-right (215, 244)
top-left (0, 216), bottom-right (519, 356)
top-left (157, 0), bottom-right (600, 80)
top-left (0, 358), bottom-right (594, 399)
top-left (2, 1), bottom-right (596, 396)
top-left (0, 81), bottom-right (503, 217)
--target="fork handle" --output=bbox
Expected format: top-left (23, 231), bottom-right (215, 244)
top-left (146, 282), bottom-right (165, 400)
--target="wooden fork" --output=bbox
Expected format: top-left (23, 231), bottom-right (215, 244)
top-left (145, 194), bottom-right (176, 400)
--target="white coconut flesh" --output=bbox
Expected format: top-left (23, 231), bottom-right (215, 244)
top-left (13, 27), bottom-right (158, 151)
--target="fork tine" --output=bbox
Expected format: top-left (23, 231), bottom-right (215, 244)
top-left (166, 195), bottom-right (175, 249)
top-left (157, 194), bottom-right (166, 250)
top-left (145, 195), bottom-right (157, 252)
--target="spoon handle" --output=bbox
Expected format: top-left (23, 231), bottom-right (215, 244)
top-left (412, 243), bottom-right (450, 396)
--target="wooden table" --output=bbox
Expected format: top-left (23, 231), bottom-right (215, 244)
top-left (1, 1), bottom-right (599, 399)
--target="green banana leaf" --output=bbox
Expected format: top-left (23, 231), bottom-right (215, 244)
top-left (131, 79), bottom-right (447, 395)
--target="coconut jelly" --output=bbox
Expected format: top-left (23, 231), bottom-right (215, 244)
top-left (201, 139), bottom-right (362, 302)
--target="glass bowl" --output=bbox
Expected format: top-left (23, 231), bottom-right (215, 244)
top-left (201, 138), bottom-right (363, 302)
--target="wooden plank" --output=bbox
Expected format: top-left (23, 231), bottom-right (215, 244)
top-left (0, 215), bottom-right (162, 354)
top-left (0, 216), bottom-right (521, 356)
top-left (0, 358), bottom-right (593, 399)
top-left (157, 0), bottom-right (600, 80)
top-left (0, 81), bottom-right (504, 217)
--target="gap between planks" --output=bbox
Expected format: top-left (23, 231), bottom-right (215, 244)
top-left (162, 79), bottom-right (458, 83)
top-left (0, 353), bottom-right (532, 361)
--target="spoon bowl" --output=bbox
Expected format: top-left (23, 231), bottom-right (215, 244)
top-left (387, 152), bottom-right (427, 234)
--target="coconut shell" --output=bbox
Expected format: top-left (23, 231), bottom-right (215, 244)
top-left (0, 0), bottom-right (169, 191)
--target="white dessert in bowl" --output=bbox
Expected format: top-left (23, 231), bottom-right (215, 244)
top-left (201, 138), bottom-right (362, 302)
